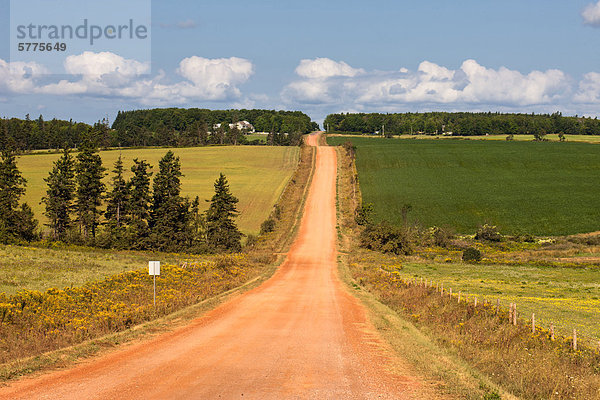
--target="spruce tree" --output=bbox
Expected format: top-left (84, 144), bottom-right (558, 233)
top-left (126, 158), bottom-right (152, 248)
top-left (187, 196), bottom-right (206, 250)
top-left (104, 155), bottom-right (129, 246)
top-left (42, 147), bottom-right (76, 240)
top-left (149, 151), bottom-right (189, 251)
top-left (75, 139), bottom-right (106, 241)
top-left (0, 150), bottom-right (38, 242)
top-left (205, 173), bottom-right (242, 252)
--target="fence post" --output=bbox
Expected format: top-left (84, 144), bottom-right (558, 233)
top-left (474, 298), bottom-right (478, 308)
top-left (531, 313), bottom-right (535, 334)
top-left (550, 324), bottom-right (555, 341)
top-left (496, 299), bottom-right (500, 315)
top-left (458, 291), bottom-right (461, 303)
top-left (449, 288), bottom-right (452, 297)
top-left (573, 329), bottom-right (578, 351)
top-left (512, 303), bottom-right (517, 326)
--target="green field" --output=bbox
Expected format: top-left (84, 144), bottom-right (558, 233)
top-left (328, 136), bottom-right (600, 235)
top-left (0, 244), bottom-right (188, 294)
top-left (390, 260), bottom-right (600, 342)
top-left (18, 146), bottom-right (299, 235)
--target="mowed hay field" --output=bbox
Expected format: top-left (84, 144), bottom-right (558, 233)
top-left (390, 259), bottom-right (600, 342)
top-left (0, 245), bottom-right (186, 294)
top-left (328, 136), bottom-right (600, 235)
top-left (18, 146), bottom-right (299, 235)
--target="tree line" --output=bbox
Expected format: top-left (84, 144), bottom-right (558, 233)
top-left (324, 112), bottom-right (600, 136)
top-left (0, 140), bottom-right (243, 253)
top-left (111, 108), bottom-right (318, 147)
top-left (0, 108), bottom-right (319, 152)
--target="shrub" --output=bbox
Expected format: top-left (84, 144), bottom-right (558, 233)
top-left (245, 234), bottom-right (258, 248)
top-left (429, 226), bottom-right (453, 247)
top-left (360, 221), bottom-right (412, 255)
top-left (260, 218), bottom-right (276, 234)
top-left (355, 203), bottom-right (374, 226)
top-left (475, 224), bottom-right (502, 242)
top-left (273, 205), bottom-right (282, 220)
top-left (462, 247), bottom-right (482, 262)
top-left (342, 140), bottom-right (356, 158)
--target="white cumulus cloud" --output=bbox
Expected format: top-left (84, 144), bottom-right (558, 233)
top-left (295, 58), bottom-right (364, 79)
top-left (283, 57), bottom-right (571, 109)
top-left (0, 59), bottom-right (49, 94)
top-left (574, 72), bottom-right (600, 103)
top-left (582, 1), bottom-right (600, 26)
top-left (176, 56), bottom-right (254, 99)
top-left (0, 52), bottom-right (255, 105)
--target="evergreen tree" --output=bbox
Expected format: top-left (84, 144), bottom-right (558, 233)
top-left (75, 139), bottom-right (106, 241)
top-left (104, 155), bottom-right (129, 246)
top-left (187, 196), bottom-right (206, 250)
top-left (126, 158), bottom-right (153, 249)
top-left (0, 150), bottom-right (38, 242)
top-left (149, 151), bottom-right (189, 251)
top-left (205, 173), bottom-right (242, 252)
top-left (42, 148), bottom-right (76, 240)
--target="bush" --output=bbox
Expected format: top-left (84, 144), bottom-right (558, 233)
top-left (355, 203), bottom-right (374, 226)
top-left (360, 221), bottom-right (412, 255)
top-left (260, 218), bottom-right (276, 234)
top-left (342, 140), bottom-right (356, 158)
top-left (245, 234), bottom-right (258, 248)
top-left (475, 224), bottom-right (502, 242)
top-left (462, 247), bottom-right (482, 262)
top-left (429, 226), bottom-right (453, 247)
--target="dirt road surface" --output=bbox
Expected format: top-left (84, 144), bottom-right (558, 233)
top-left (0, 133), bottom-right (426, 399)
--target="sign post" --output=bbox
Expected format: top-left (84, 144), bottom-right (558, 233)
top-left (149, 261), bottom-right (161, 307)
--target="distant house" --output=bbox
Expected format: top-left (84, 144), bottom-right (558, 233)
top-left (231, 120), bottom-right (255, 133)
top-left (212, 121), bottom-right (256, 133)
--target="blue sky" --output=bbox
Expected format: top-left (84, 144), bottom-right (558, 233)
top-left (2, 0), bottom-right (600, 125)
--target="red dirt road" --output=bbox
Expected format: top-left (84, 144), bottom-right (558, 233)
top-left (0, 134), bottom-right (422, 399)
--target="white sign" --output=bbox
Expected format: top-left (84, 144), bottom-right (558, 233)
top-left (149, 261), bottom-right (160, 276)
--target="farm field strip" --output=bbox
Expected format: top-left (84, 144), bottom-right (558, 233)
top-left (328, 133), bottom-right (600, 143)
top-left (0, 245), bottom-right (186, 294)
top-left (18, 146), bottom-right (299, 235)
top-left (328, 136), bottom-right (600, 236)
top-left (377, 257), bottom-right (600, 343)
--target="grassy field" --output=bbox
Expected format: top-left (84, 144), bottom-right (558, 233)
top-left (328, 136), bottom-right (600, 235)
top-left (388, 258), bottom-right (600, 341)
top-left (329, 133), bottom-right (600, 143)
top-left (246, 133), bottom-right (268, 143)
top-left (0, 244), bottom-right (188, 294)
top-left (18, 146), bottom-right (299, 235)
